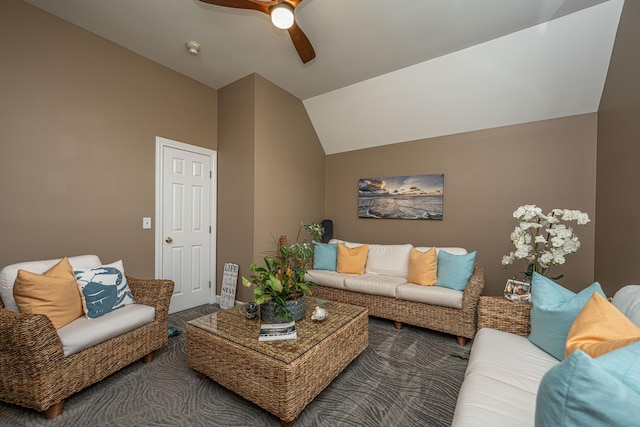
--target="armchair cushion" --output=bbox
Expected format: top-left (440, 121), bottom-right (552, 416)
top-left (57, 303), bottom-right (156, 356)
top-left (13, 257), bottom-right (83, 329)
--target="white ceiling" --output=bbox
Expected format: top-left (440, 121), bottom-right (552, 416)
top-left (25, 0), bottom-right (624, 154)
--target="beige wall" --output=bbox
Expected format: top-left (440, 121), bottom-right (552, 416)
top-left (596, 0), bottom-right (640, 292)
top-left (0, 1), bottom-right (217, 277)
top-left (217, 74), bottom-right (326, 302)
top-left (326, 114), bottom-right (597, 296)
top-left (216, 75), bottom-right (257, 302)
top-left (253, 75), bottom-right (326, 259)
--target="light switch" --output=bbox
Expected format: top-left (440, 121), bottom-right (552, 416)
top-left (142, 217), bottom-right (152, 229)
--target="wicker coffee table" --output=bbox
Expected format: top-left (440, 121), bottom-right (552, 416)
top-left (186, 298), bottom-right (368, 426)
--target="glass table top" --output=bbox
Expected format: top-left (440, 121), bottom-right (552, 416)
top-left (188, 297), bottom-right (367, 364)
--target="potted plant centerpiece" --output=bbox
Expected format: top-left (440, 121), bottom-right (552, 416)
top-left (242, 222), bottom-right (323, 323)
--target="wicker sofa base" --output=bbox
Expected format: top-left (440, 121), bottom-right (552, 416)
top-left (311, 263), bottom-right (485, 344)
top-left (0, 278), bottom-right (174, 418)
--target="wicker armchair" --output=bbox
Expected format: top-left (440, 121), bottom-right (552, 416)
top-left (0, 277), bottom-right (173, 419)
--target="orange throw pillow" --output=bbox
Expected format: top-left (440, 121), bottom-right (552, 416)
top-left (13, 257), bottom-right (84, 329)
top-left (407, 247), bottom-right (437, 286)
top-left (565, 292), bottom-right (640, 358)
top-left (337, 244), bottom-right (369, 274)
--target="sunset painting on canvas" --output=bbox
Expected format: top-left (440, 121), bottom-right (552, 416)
top-left (358, 174), bottom-right (444, 220)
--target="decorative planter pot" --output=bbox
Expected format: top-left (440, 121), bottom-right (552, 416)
top-left (260, 294), bottom-right (307, 323)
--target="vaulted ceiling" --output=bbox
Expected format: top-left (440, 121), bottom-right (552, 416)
top-left (25, 0), bottom-right (624, 154)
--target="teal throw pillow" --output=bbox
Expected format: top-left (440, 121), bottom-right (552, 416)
top-left (535, 342), bottom-right (640, 426)
top-left (435, 250), bottom-right (476, 291)
top-left (528, 273), bottom-right (605, 360)
top-left (74, 260), bottom-right (135, 319)
top-left (313, 241), bottom-right (338, 271)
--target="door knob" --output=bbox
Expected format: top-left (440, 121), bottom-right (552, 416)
top-left (165, 237), bottom-right (173, 243)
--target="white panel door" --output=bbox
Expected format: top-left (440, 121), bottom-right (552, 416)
top-left (161, 144), bottom-right (212, 313)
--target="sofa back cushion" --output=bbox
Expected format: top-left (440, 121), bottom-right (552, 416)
top-left (415, 247), bottom-right (468, 256)
top-left (1, 255), bottom-right (102, 312)
top-left (365, 244), bottom-right (413, 277)
top-left (612, 285), bottom-right (640, 327)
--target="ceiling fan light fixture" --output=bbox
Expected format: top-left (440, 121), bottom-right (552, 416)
top-left (271, 3), bottom-right (294, 30)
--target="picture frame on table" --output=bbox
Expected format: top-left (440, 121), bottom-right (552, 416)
top-left (504, 278), bottom-right (531, 303)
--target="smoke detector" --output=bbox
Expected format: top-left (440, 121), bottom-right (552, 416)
top-left (186, 41), bottom-right (201, 56)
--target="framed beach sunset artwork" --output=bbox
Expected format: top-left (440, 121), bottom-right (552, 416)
top-left (358, 174), bottom-right (444, 220)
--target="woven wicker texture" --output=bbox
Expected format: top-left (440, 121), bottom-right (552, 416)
top-left (310, 263), bottom-right (485, 340)
top-left (186, 298), bottom-right (368, 423)
top-left (0, 277), bottom-right (174, 416)
top-left (477, 295), bottom-right (532, 337)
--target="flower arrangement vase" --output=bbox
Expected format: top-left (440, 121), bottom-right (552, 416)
top-left (260, 294), bottom-right (307, 323)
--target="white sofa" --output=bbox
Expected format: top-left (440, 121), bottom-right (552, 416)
top-left (452, 285), bottom-right (640, 427)
top-left (0, 255), bottom-right (173, 419)
top-left (305, 239), bottom-right (485, 345)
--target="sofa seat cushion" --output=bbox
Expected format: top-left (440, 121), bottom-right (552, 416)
top-left (452, 372), bottom-right (538, 427)
top-left (396, 283), bottom-right (463, 309)
top-left (343, 274), bottom-right (406, 298)
top-left (465, 328), bottom-right (559, 391)
top-left (305, 270), bottom-right (346, 289)
top-left (452, 328), bottom-right (559, 427)
top-left (1, 255), bottom-right (102, 312)
top-left (57, 303), bottom-right (155, 357)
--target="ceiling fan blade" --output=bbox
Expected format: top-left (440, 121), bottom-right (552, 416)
top-left (198, 0), bottom-right (270, 15)
top-left (287, 20), bottom-right (316, 63)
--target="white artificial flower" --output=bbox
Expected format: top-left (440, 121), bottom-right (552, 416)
top-left (550, 236), bottom-right (566, 247)
top-left (502, 254), bottom-right (515, 266)
top-left (552, 252), bottom-right (566, 265)
top-left (503, 205), bottom-right (590, 278)
top-left (576, 212), bottom-right (590, 225)
top-left (514, 246), bottom-right (532, 259)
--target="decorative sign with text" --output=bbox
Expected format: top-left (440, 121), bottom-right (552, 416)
top-left (219, 263), bottom-right (239, 309)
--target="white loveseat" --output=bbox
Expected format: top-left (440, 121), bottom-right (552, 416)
top-left (452, 285), bottom-right (640, 426)
top-left (0, 255), bottom-right (173, 419)
top-left (305, 239), bottom-right (485, 345)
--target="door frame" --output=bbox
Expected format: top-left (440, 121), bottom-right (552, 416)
top-left (154, 136), bottom-right (217, 306)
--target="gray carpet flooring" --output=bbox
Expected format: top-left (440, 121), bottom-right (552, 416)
top-left (0, 304), bottom-right (470, 427)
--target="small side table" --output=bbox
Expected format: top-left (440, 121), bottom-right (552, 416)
top-left (477, 296), bottom-right (531, 337)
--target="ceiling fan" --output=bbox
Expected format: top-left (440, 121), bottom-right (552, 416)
top-left (199, 0), bottom-right (316, 63)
